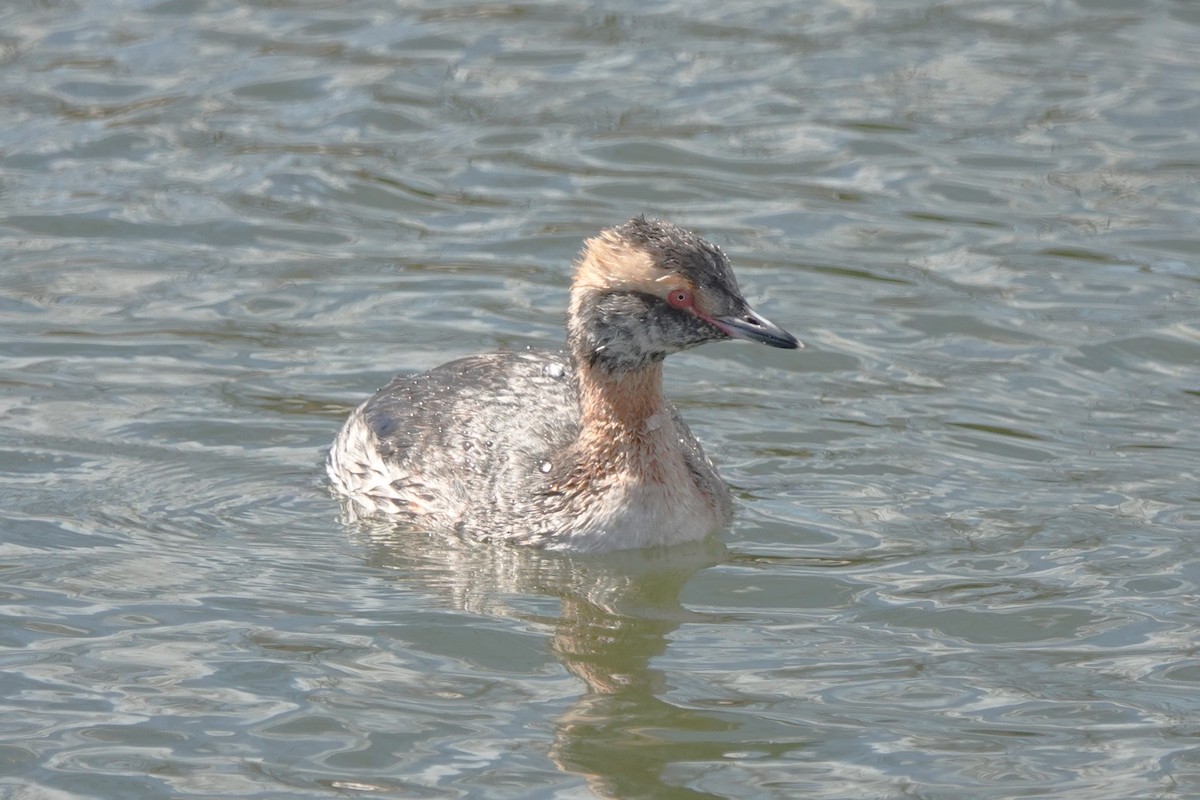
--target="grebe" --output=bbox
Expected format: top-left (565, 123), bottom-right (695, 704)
top-left (327, 217), bottom-right (800, 552)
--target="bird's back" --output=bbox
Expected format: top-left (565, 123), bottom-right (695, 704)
top-left (328, 350), bottom-right (581, 530)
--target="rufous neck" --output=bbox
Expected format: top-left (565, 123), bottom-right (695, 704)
top-left (576, 361), bottom-right (667, 434)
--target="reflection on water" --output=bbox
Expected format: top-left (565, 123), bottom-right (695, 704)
top-left (361, 524), bottom-right (729, 798)
top-left (1, 0), bottom-right (1199, 797)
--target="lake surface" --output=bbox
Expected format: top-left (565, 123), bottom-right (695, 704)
top-left (1, 0), bottom-right (1198, 797)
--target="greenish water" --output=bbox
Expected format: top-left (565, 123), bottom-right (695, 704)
top-left (1, 0), bottom-right (1198, 798)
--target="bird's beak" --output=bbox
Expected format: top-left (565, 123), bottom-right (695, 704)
top-left (705, 306), bottom-right (802, 349)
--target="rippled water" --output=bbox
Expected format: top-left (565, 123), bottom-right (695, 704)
top-left (2, 0), bottom-right (1198, 797)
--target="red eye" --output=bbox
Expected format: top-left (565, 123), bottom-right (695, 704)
top-left (666, 287), bottom-right (693, 309)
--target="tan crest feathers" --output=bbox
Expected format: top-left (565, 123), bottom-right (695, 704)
top-left (573, 226), bottom-right (670, 295)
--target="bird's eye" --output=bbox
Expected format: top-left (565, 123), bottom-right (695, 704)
top-left (666, 287), bottom-right (693, 309)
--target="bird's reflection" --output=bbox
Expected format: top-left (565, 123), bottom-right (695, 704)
top-left (356, 521), bottom-right (737, 799)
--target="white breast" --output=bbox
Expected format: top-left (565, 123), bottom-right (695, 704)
top-left (543, 450), bottom-right (728, 553)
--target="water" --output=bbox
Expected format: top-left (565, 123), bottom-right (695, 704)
top-left (1, 0), bottom-right (1198, 797)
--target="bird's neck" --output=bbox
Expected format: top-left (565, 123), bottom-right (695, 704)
top-left (577, 361), bottom-right (667, 437)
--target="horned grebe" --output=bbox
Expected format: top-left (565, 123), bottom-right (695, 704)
top-left (327, 217), bottom-right (800, 552)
